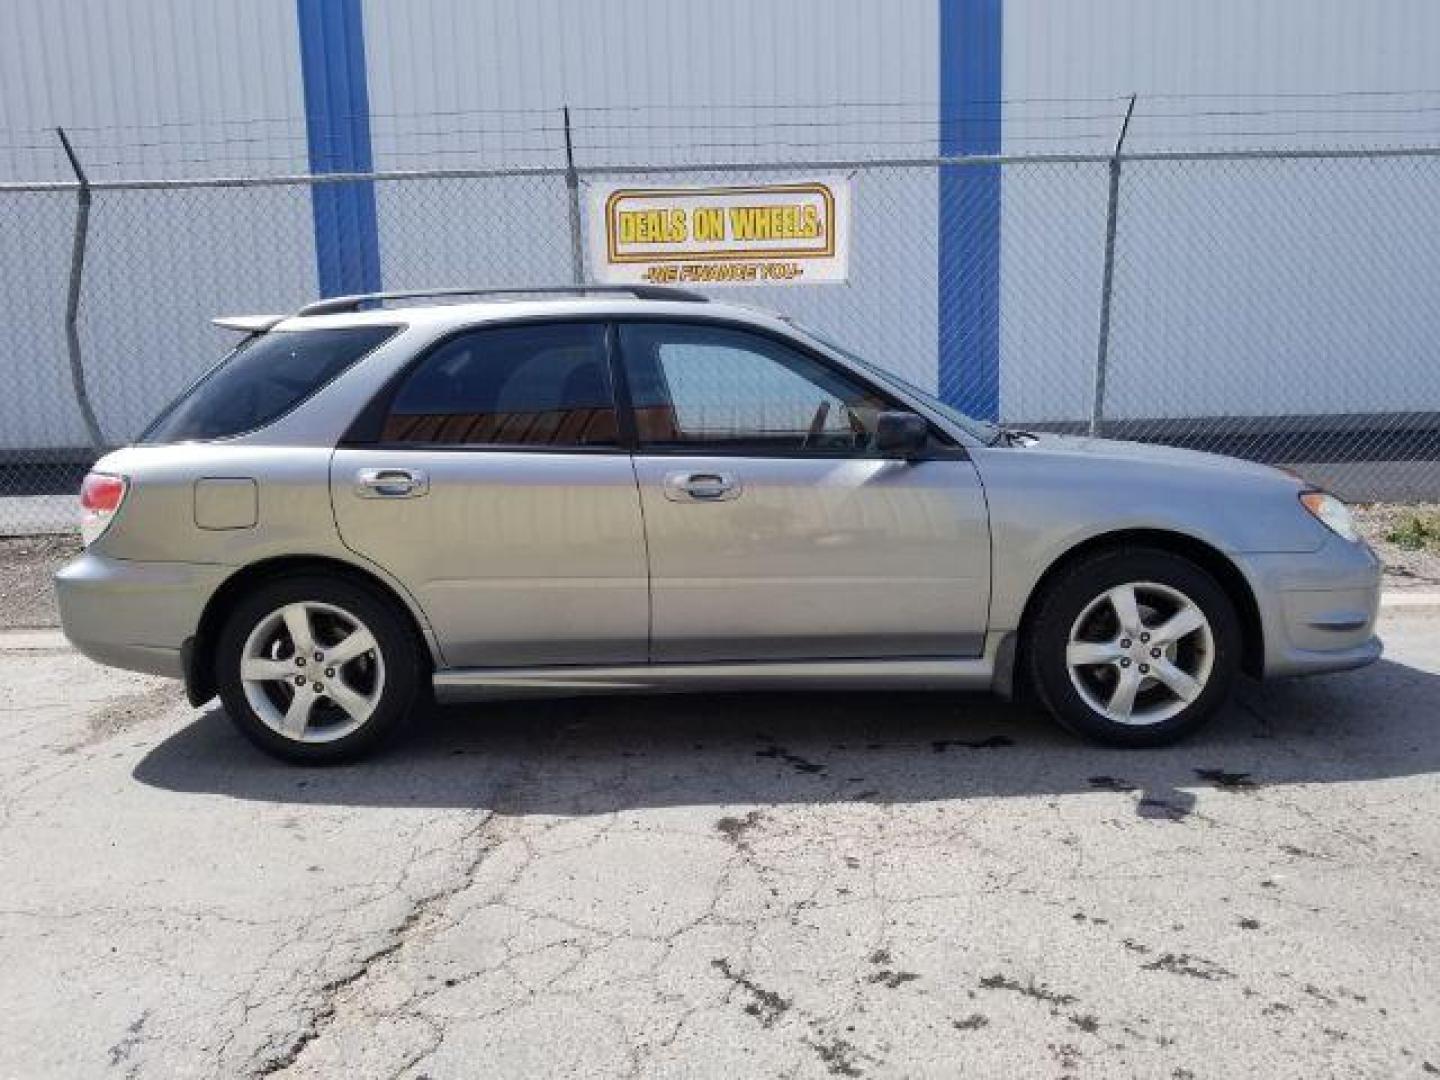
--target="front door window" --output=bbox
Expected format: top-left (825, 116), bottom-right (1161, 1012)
top-left (618, 322), bottom-right (897, 455)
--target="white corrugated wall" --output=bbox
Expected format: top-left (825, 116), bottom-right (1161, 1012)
top-left (2, 1), bottom-right (1440, 448)
top-left (1000, 0), bottom-right (1440, 422)
top-left (359, 0), bottom-right (942, 390)
top-left (0, 0), bottom-right (317, 449)
top-left (0, 0), bottom-right (309, 182)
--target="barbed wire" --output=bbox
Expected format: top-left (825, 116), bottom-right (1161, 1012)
top-left (8, 87), bottom-right (1440, 138)
top-left (5, 93), bottom-right (1440, 187)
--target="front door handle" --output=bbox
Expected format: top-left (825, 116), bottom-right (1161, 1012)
top-left (355, 467), bottom-right (429, 498)
top-left (663, 470), bottom-right (741, 503)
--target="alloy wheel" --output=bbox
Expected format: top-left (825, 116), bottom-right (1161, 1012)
top-left (1064, 581), bottom-right (1214, 726)
top-left (239, 600), bottom-right (386, 743)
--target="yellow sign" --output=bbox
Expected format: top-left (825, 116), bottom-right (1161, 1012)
top-left (586, 178), bottom-right (851, 286)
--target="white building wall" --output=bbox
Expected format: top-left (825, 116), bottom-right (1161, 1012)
top-left (2, 1), bottom-right (1439, 449)
top-left (360, 0), bottom-right (942, 390)
top-left (362, 0), bottom-right (939, 164)
top-left (0, 0), bottom-right (310, 182)
top-left (999, 0), bottom-right (1440, 422)
top-left (0, 0), bottom-right (316, 449)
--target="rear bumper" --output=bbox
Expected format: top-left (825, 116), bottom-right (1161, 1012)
top-left (54, 552), bottom-right (229, 679)
top-left (1239, 536), bottom-right (1383, 678)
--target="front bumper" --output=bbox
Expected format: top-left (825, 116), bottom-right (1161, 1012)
top-left (55, 552), bottom-right (230, 679)
top-left (1239, 535), bottom-right (1383, 678)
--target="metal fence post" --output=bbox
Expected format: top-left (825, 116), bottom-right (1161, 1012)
top-left (562, 105), bottom-right (585, 285)
top-left (1089, 94), bottom-right (1137, 437)
top-left (57, 126), bottom-right (105, 452)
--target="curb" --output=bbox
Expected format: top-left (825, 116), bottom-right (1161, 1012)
top-left (1379, 590), bottom-right (1440, 612)
top-left (0, 630), bottom-right (70, 652)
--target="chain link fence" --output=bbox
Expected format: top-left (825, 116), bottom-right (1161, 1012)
top-left (2, 131), bottom-right (1438, 533)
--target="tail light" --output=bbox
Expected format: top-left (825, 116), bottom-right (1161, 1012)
top-left (79, 472), bottom-right (128, 546)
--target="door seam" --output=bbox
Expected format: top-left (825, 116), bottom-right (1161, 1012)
top-left (628, 453), bottom-right (656, 663)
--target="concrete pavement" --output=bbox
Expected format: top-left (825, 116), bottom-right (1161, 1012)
top-left (1, 610), bottom-right (1437, 1078)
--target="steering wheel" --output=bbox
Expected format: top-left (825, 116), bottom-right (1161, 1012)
top-left (845, 404), bottom-right (868, 447)
top-left (801, 399), bottom-right (831, 449)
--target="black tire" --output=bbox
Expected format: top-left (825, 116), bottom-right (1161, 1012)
top-left (216, 573), bottom-right (425, 764)
top-left (1027, 547), bottom-right (1241, 748)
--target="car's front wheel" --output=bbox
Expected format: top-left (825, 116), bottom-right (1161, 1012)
top-left (1028, 547), bottom-right (1242, 747)
top-left (216, 574), bottom-right (424, 763)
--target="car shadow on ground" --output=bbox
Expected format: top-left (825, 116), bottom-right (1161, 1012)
top-left (131, 656), bottom-right (1440, 816)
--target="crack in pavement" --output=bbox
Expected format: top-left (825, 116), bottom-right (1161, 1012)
top-left (6, 614), bottom-right (1440, 1078)
top-left (248, 810), bottom-right (505, 1077)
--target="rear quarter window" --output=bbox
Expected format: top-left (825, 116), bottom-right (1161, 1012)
top-left (141, 325), bottom-right (397, 443)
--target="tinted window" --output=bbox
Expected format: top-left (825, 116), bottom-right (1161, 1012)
top-left (142, 326), bottom-right (396, 443)
top-left (383, 322), bottom-right (617, 447)
top-left (619, 322), bottom-right (895, 453)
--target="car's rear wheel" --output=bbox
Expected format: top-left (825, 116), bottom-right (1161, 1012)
top-left (1028, 547), bottom-right (1241, 747)
top-left (216, 575), bottom-right (423, 763)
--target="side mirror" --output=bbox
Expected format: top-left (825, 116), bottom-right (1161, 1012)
top-left (873, 411), bottom-right (929, 458)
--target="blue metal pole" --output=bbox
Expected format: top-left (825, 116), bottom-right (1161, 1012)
top-left (297, 0), bottom-right (381, 298)
top-left (938, 0), bottom-right (1003, 420)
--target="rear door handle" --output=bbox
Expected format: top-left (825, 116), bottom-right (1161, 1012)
top-left (663, 470), bottom-right (741, 502)
top-left (355, 467), bottom-right (429, 498)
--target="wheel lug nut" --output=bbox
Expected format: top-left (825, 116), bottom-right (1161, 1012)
top-left (1140, 633), bottom-right (1151, 643)
top-left (312, 682), bottom-right (324, 692)
top-left (324, 668), bottom-right (336, 678)
top-left (313, 651), bottom-right (324, 662)
top-left (295, 656), bottom-right (306, 667)
top-left (1139, 663), bottom-right (1150, 674)
top-left (1120, 639), bottom-right (1132, 649)
top-left (1119, 658), bottom-right (1131, 668)
top-left (293, 675), bottom-right (306, 686)
top-left (1150, 648), bottom-right (1161, 658)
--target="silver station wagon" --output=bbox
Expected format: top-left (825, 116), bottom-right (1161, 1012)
top-left (56, 286), bottom-right (1381, 762)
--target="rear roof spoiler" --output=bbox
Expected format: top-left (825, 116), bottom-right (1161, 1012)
top-left (212, 314), bottom-right (285, 334)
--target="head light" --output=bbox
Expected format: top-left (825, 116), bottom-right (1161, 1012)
top-left (1299, 490), bottom-right (1360, 543)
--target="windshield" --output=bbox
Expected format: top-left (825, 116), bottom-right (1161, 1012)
top-left (786, 322), bottom-right (1001, 444)
top-left (140, 325), bottom-right (397, 443)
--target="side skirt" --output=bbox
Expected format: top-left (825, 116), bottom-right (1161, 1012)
top-left (432, 650), bottom-right (1004, 703)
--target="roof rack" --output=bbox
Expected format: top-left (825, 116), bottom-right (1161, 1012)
top-left (296, 284), bottom-right (709, 318)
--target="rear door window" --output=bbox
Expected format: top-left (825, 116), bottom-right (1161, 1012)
top-left (142, 326), bottom-right (396, 443)
top-left (380, 322), bottom-right (618, 448)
